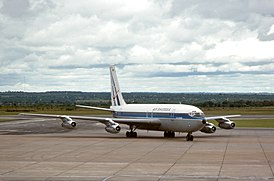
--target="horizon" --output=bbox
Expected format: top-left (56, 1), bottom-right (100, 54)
top-left (1, 91), bottom-right (274, 94)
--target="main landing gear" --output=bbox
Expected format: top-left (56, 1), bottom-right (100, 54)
top-left (186, 133), bottom-right (194, 141)
top-left (126, 125), bottom-right (137, 138)
top-left (164, 131), bottom-right (175, 138)
top-left (126, 131), bottom-right (137, 138)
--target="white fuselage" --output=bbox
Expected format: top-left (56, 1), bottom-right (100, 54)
top-left (111, 104), bottom-right (206, 133)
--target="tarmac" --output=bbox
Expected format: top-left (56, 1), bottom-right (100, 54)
top-left (0, 117), bottom-right (274, 181)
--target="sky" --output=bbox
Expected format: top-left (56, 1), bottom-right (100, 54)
top-left (0, 0), bottom-right (274, 93)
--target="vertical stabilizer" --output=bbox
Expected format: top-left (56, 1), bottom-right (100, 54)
top-left (110, 65), bottom-right (126, 106)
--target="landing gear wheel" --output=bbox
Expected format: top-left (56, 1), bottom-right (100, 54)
top-left (126, 131), bottom-right (137, 138)
top-left (190, 135), bottom-right (194, 141)
top-left (164, 131), bottom-right (175, 138)
top-left (186, 133), bottom-right (194, 141)
top-left (126, 125), bottom-right (138, 138)
top-left (171, 131), bottom-right (175, 138)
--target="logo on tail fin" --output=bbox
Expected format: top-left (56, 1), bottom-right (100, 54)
top-left (110, 65), bottom-right (126, 106)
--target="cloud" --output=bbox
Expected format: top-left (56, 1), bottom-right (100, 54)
top-left (1, 0), bottom-right (30, 18)
top-left (0, 0), bottom-right (274, 92)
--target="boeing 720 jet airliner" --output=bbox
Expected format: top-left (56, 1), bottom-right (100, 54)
top-left (21, 65), bottom-right (240, 141)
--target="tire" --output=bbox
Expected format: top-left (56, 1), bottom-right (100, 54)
top-left (186, 136), bottom-right (190, 141)
top-left (190, 135), bottom-right (194, 141)
top-left (171, 132), bottom-right (175, 138)
top-left (186, 134), bottom-right (193, 141)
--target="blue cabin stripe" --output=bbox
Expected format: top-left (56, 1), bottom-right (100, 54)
top-left (113, 111), bottom-right (204, 120)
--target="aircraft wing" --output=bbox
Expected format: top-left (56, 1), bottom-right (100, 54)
top-left (205, 115), bottom-right (240, 123)
top-left (76, 105), bottom-right (112, 111)
top-left (19, 113), bottom-right (161, 127)
top-left (69, 115), bottom-right (161, 127)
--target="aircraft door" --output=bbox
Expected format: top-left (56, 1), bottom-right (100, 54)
top-left (146, 111), bottom-right (152, 118)
top-left (171, 109), bottom-right (175, 121)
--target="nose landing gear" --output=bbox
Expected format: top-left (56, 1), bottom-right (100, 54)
top-left (186, 133), bottom-right (194, 141)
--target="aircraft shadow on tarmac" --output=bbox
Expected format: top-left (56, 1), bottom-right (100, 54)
top-left (1, 129), bottom-right (236, 141)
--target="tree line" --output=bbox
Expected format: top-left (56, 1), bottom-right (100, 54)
top-left (196, 100), bottom-right (274, 108)
top-left (1, 91), bottom-right (274, 108)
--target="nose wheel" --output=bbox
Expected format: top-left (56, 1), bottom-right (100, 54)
top-left (186, 133), bottom-right (194, 141)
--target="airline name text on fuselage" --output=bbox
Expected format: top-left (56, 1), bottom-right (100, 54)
top-left (152, 108), bottom-right (171, 112)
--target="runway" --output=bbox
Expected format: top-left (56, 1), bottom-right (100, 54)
top-left (0, 117), bottom-right (274, 181)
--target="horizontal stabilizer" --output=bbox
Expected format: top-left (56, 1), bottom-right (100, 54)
top-left (76, 105), bottom-right (112, 111)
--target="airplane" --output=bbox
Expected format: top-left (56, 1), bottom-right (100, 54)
top-left (20, 65), bottom-right (240, 141)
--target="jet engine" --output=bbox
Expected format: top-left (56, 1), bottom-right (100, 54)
top-left (200, 122), bottom-right (216, 134)
top-left (105, 123), bottom-right (121, 134)
top-left (61, 116), bottom-right (77, 129)
top-left (218, 121), bottom-right (235, 129)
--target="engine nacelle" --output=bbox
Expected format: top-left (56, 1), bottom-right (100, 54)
top-left (200, 122), bottom-right (216, 134)
top-left (61, 116), bottom-right (77, 129)
top-left (105, 123), bottom-right (121, 134)
top-left (218, 121), bottom-right (235, 129)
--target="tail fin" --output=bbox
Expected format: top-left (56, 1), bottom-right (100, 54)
top-left (110, 65), bottom-right (126, 106)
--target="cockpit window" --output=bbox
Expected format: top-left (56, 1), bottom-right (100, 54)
top-left (189, 111), bottom-right (204, 118)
